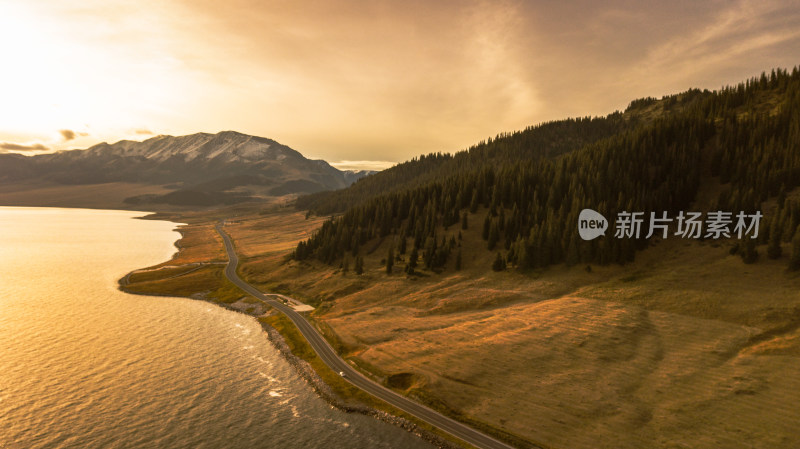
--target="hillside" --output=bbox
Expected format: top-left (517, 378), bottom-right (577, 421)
top-left (226, 201), bottom-right (800, 449)
top-left (0, 131), bottom-right (372, 208)
top-left (121, 66), bottom-right (800, 449)
top-left (262, 67), bottom-right (800, 449)
top-left (295, 86), bottom-right (719, 215)
top-left (294, 67), bottom-right (800, 272)
top-left (296, 115), bottom-right (631, 214)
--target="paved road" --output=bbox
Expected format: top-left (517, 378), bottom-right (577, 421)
top-left (215, 223), bottom-right (519, 449)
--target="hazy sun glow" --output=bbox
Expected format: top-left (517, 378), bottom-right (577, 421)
top-left (1, 0), bottom-right (799, 166)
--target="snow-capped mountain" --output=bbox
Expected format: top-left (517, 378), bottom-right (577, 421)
top-left (79, 131), bottom-right (302, 164)
top-left (0, 131), bottom-right (374, 206)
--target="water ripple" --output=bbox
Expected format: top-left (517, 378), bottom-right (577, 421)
top-left (0, 207), bottom-right (431, 449)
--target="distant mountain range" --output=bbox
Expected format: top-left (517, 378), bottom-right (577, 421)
top-left (0, 131), bottom-right (374, 207)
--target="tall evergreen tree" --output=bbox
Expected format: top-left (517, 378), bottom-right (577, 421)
top-left (386, 248), bottom-right (394, 274)
top-left (487, 220), bottom-right (500, 250)
top-left (790, 228), bottom-right (800, 271)
top-left (492, 252), bottom-right (506, 271)
top-left (482, 215), bottom-right (491, 240)
top-left (767, 218), bottom-right (783, 259)
top-left (407, 247), bottom-right (418, 274)
top-left (741, 239), bottom-right (758, 264)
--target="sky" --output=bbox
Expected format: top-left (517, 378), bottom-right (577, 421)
top-left (1, 0), bottom-right (799, 169)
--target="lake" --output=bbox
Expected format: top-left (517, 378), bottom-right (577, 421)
top-left (0, 207), bottom-right (431, 449)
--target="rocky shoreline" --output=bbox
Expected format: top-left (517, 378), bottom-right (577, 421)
top-left (257, 317), bottom-right (464, 449)
top-left (117, 220), bottom-right (465, 449)
top-left (123, 281), bottom-right (465, 449)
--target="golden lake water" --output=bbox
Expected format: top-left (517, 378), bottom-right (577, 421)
top-left (0, 207), bottom-right (430, 449)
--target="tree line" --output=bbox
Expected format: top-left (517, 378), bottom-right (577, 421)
top-left (294, 66), bottom-right (800, 273)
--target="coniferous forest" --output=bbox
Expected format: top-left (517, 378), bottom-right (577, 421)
top-left (293, 67), bottom-right (800, 272)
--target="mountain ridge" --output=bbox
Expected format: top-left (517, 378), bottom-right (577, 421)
top-left (73, 130), bottom-right (305, 164)
top-left (292, 66), bottom-right (800, 272)
top-left (0, 130), bottom-right (375, 207)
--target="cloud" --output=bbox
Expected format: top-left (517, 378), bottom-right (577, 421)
top-left (0, 142), bottom-right (50, 152)
top-left (4, 0), bottom-right (798, 163)
top-left (628, 0), bottom-right (800, 88)
top-left (59, 129), bottom-right (76, 141)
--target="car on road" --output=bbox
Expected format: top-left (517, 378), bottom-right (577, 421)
top-left (339, 371), bottom-right (347, 377)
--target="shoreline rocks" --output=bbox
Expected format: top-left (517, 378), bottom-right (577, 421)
top-left (257, 318), bottom-right (464, 449)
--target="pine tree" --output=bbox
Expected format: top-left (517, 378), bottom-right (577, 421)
top-left (778, 185), bottom-right (787, 208)
top-left (790, 228), bottom-right (800, 271)
top-left (487, 220), bottom-right (499, 250)
top-left (407, 247), bottom-right (418, 274)
top-left (498, 207), bottom-right (505, 231)
top-left (455, 248), bottom-right (462, 270)
top-left (342, 257), bottom-right (349, 275)
top-left (354, 255), bottom-right (364, 275)
top-left (565, 235), bottom-right (580, 267)
top-left (767, 218), bottom-right (782, 259)
top-left (386, 248), bottom-right (394, 274)
top-left (294, 241), bottom-right (306, 260)
top-left (506, 244), bottom-right (516, 265)
top-left (461, 211), bottom-right (469, 230)
top-left (515, 239), bottom-right (528, 270)
top-left (741, 238), bottom-right (758, 264)
top-left (423, 236), bottom-right (437, 269)
top-left (469, 189), bottom-right (479, 213)
top-left (492, 252), bottom-right (505, 271)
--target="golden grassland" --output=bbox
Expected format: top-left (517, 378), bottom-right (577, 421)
top-left (258, 313), bottom-right (480, 449)
top-left (121, 209), bottom-right (235, 302)
top-left (122, 202), bottom-right (800, 449)
top-left (121, 207), bottom-right (489, 448)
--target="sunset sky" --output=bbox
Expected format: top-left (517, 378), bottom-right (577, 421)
top-left (1, 0), bottom-right (799, 169)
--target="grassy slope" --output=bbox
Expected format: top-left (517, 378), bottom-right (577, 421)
top-left (231, 201), bottom-right (800, 449)
top-left (116, 84), bottom-right (800, 449)
top-left (117, 195), bottom-right (800, 449)
top-left (119, 208), bottom-right (488, 448)
top-left (120, 215), bottom-right (242, 302)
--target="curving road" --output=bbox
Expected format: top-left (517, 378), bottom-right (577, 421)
top-left (215, 223), bottom-right (519, 449)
